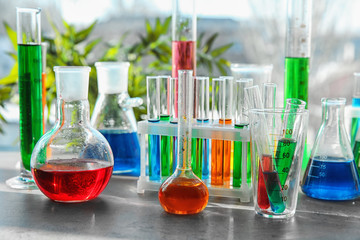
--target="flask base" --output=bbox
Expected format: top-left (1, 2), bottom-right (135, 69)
top-left (6, 175), bottom-right (38, 190)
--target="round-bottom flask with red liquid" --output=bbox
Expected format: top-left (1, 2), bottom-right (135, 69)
top-left (31, 66), bottom-right (114, 203)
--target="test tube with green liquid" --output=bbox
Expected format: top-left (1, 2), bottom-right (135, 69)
top-left (159, 76), bottom-right (172, 178)
top-left (192, 76), bottom-right (210, 179)
top-left (351, 73), bottom-right (360, 149)
top-left (6, 8), bottom-right (43, 190)
top-left (233, 78), bottom-right (253, 188)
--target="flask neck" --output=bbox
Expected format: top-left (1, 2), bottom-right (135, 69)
top-left (57, 99), bottom-right (90, 127)
top-left (321, 101), bottom-right (345, 127)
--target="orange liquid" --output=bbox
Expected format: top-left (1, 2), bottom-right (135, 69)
top-left (223, 140), bottom-right (232, 183)
top-left (219, 118), bottom-right (232, 124)
top-left (211, 139), bottom-right (223, 185)
top-left (158, 176), bottom-right (209, 215)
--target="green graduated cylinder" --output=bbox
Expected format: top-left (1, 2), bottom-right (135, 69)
top-left (18, 44), bottom-right (43, 171)
top-left (284, 57), bottom-right (309, 108)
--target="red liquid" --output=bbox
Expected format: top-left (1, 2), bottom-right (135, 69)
top-left (172, 40), bottom-right (196, 117)
top-left (257, 155), bottom-right (272, 209)
top-left (32, 159), bottom-right (113, 203)
top-left (158, 176), bottom-right (209, 215)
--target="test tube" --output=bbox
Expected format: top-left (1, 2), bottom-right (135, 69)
top-left (246, 85), bottom-right (286, 213)
top-left (230, 64), bottom-right (273, 87)
top-left (169, 77), bottom-right (178, 172)
top-left (233, 78), bottom-right (253, 188)
top-left (159, 76), bottom-right (172, 178)
top-left (192, 76), bottom-right (210, 179)
top-left (41, 42), bottom-right (47, 132)
top-left (351, 73), bottom-right (360, 148)
top-left (146, 76), bottom-right (161, 181)
top-left (6, 8), bottom-right (43, 189)
top-left (262, 82), bottom-right (277, 109)
top-left (284, 0), bottom-right (312, 106)
top-left (211, 77), bottom-right (233, 185)
top-left (275, 98), bottom-right (306, 188)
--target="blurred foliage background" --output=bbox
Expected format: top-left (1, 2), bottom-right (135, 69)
top-left (0, 16), bottom-right (233, 132)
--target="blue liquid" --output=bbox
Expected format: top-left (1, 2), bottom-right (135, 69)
top-left (202, 139), bottom-right (210, 179)
top-left (148, 134), bottom-right (161, 181)
top-left (100, 131), bottom-right (140, 176)
top-left (302, 157), bottom-right (360, 200)
top-left (263, 171), bottom-right (285, 213)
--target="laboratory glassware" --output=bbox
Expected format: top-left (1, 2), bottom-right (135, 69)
top-left (6, 8), bottom-right (43, 190)
top-left (31, 66), bottom-right (113, 202)
top-left (158, 70), bottom-right (208, 215)
top-left (91, 62), bottom-right (142, 176)
top-left (249, 106), bottom-right (308, 218)
top-left (302, 98), bottom-right (360, 200)
top-left (351, 73), bottom-right (360, 148)
top-left (284, 0), bottom-right (312, 107)
top-left (211, 77), bottom-right (234, 186)
top-left (230, 64), bottom-right (273, 87)
top-left (169, 77), bottom-right (178, 172)
top-left (192, 76), bottom-right (210, 179)
top-left (159, 76), bottom-right (173, 178)
top-left (233, 78), bottom-right (253, 188)
top-left (41, 42), bottom-right (47, 132)
top-left (146, 76), bottom-right (161, 181)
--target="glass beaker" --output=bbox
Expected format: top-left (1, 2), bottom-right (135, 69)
top-left (302, 98), bottom-right (360, 200)
top-left (6, 8), bottom-right (43, 190)
top-left (91, 62), bottom-right (142, 176)
top-left (31, 66), bottom-right (114, 202)
top-left (158, 70), bottom-right (208, 215)
top-left (351, 73), bottom-right (360, 148)
top-left (230, 64), bottom-right (273, 87)
top-left (249, 106), bottom-right (308, 218)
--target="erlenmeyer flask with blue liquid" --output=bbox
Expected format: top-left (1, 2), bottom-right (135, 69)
top-left (302, 98), bottom-right (360, 200)
top-left (91, 62), bottom-right (143, 176)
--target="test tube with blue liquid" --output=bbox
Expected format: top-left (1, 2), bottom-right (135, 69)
top-left (147, 76), bottom-right (161, 181)
top-left (192, 76), bottom-right (210, 179)
top-left (233, 78), bottom-right (253, 188)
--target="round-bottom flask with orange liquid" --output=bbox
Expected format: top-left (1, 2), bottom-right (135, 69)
top-left (158, 70), bottom-right (209, 215)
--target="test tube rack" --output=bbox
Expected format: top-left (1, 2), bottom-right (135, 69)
top-left (136, 120), bottom-right (252, 202)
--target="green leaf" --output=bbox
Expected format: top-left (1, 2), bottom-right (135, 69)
top-left (145, 20), bottom-right (152, 34)
top-left (6, 52), bottom-right (17, 61)
top-left (211, 43), bottom-right (233, 58)
top-left (203, 33), bottom-right (218, 53)
top-left (75, 20), bottom-right (97, 44)
top-left (3, 21), bottom-right (17, 51)
top-left (0, 63), bottom-right (18, 85)
top-left (84, 38), bottom-right (101, 57)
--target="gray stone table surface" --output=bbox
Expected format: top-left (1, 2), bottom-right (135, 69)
top-left (1, 151), bottom-right (360, 239)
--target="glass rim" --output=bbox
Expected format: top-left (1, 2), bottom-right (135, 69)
top-left (321, 97), bottom-right (346, 104)
top-left (16, 7), bottom-right (41, 13)
top-left (249, 108), bottom-right (308, 115)
top-left (95, 61), bottom-right (130, 68)
top-left (53, 66), bottom-right (91, 73)
top-left (230, 63), bottom-right (273, 70)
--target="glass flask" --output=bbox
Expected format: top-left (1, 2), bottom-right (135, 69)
top-left (302, 98), bottom-right (360, 200)
top-left (31, 66), bottom-right (114, 203)
top-left (91, 62), bottom-right (142, 176)
top-left (158, 70), bottom-right (209, 215)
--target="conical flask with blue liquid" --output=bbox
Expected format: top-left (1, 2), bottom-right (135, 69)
top-left (302, 98), bottom-right (360, 200)
top-left (91, 62), bottom-right (143, 176)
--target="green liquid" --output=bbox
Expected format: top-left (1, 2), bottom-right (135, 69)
top-left (351, 118), bottom-right (360, 148)
top-left (274, 138), bottom-right (297, 187)
top-left (160, 115), bottom-right (172, 177)
top-left (353, 140), bottom-right (360, 172)
top-left (191, 138), bottom-right (203, 178)
top-left (18, 44), bottom-right (43, 171)
top-left (284, 57), bottom-right (309, 108)
top-left (233, 124), bottom-right (251, 188)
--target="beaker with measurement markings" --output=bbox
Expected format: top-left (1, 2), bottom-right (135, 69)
top-left (249, 107), bottom-right (308, 218)
top-left (302, 98), bottom-right (360, 200)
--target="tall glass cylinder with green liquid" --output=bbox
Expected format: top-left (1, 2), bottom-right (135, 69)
top-left (6, 8), bottom-right (43, 190)
top-left (18, 44), bottom-right (43, 170)
top-left (285, 0), bottom-right (312, 170)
